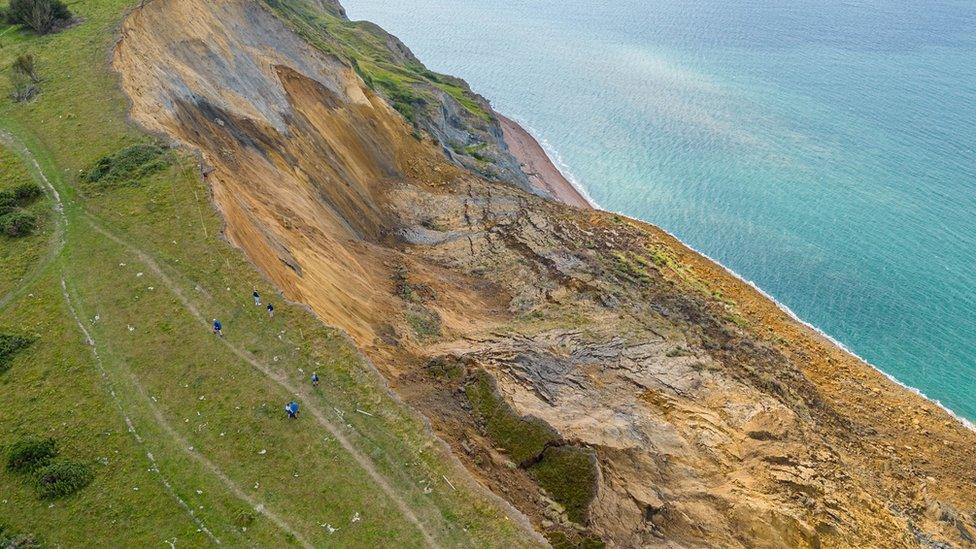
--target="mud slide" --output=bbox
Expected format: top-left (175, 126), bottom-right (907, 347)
top-left (113, 0), bottom-right (976, 547)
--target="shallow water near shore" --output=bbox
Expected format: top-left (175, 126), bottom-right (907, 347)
top-left (341, 0), bottom-right (976, 421)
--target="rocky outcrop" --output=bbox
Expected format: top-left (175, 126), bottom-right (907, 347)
top-left (114, 0), bottom-right (976, 546)
top-left (262, 0), bottom-right (535, 194)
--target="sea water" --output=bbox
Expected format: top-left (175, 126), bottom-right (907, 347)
top-left (340, 0), bottom-right (976, 421)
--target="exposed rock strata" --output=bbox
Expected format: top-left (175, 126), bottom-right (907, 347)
top-left (115, 0), bottom-right (976, 546)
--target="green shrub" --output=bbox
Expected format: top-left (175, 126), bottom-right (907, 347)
top-left (11, 54), bottom-right (40, 84)
top-left (5, 0), bottom-right (71, 34)
top-left (0, 524), bottom-right (41, 548)
top-left (0, 333), bottom-right (33, 373)
top-left (33, 460), bottom-right (93, 499)
top-left (233, 509), bottom-right (256, 529)
top-left (0, 191), bottom-right (14, 215)
top-left (80, 144), bottom-right (169, 189)
top-left (464, 370), bottom-right (558, 464)
top-left (425, 356), bottom-right (465, 381)
top-left (405, 303), bottom-right (441, 339)
top-left (528, 446), bottom-right (599, 524)
top-left (6, 437), bottom-right (56, 474)
top-left (12, 182), bottom-right (42, 203)
top-left (9, 53), bottom-right (41, 102)
top-left (0, 211), bottom-right (37, 237)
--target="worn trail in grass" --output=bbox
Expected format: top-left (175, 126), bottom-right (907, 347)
top-left (1, 123), bottom-right (438, 547)
top-left (57, 276), bottom-right (222, 545)
top-left (0, 1), bottom-right (537, 545)
top-left (0, 131), bottom-right (63, 311)
top-left (82, 212), bottom-right (437, 547)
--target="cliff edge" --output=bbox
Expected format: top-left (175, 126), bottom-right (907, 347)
top-left (114, 0), bottom-right (976, 546)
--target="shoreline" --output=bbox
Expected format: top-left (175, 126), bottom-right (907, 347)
top-left (499, 112), bottom-right (974, 431)
top-left (497, 114), bottom-right (595, 209)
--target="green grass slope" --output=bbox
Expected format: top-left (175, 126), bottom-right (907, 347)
top-left (0, 144), bottom-right (51, 298)
top-left (0, 1), bottom-right (537, 546)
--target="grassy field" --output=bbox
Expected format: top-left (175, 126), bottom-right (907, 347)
top-left (0, 1), bottom-right (535, 546)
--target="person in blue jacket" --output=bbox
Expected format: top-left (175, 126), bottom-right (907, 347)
top-left (311, 372), bottom-right (319, 387)
top-left (285, 401), bottom-right (299, 419)
top-left (212, 319), bottom-right (223, 337)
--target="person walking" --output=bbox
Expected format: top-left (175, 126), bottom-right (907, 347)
top-left (311, 372), bottom-right (319, 387)
top-left (252, 290), bottom-right (261, 306)
top-left (267, 302), bottom-right (274, 319)
top-left (212, 319), bottom-right (223, 337)
top-left (285, 401), bottom-right (299, 419)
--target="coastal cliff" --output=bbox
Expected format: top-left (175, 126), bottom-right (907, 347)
top-left (113, 0), bottom-right (976, 546)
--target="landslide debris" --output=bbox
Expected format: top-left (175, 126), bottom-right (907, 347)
top-left (114, 0), bottom-right (976, 546)
top-left (262, 0), bottom-right (535, 192)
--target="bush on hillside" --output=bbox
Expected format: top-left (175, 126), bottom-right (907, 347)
top-left (5, 437), bottom-right (56, 474)
top-left (12, 182), bottom-right (42, 203)
top-left (0, 524), bottom-right (41, 548)
top-left (11, 54), bottom-right (39, 84)
top-left (8, 53), bottom-right (42, 102)
top-left (33, 460), bottom-right (93, 499)
top-left (80, 144), bottom-right (169, 189)
top-left (4, 0), bottom-right (72, 34)
top-left (0, 190), bottom-right (15, 216)
top-left (8, 72), bottom-right (38, 103)
top-left (0, 333), bottom-right (33, 373)
top-left (0, 211), bottom-right (37, 237)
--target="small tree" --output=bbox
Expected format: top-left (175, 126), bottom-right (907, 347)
top-left (5, 0), bottom-right (71, 34)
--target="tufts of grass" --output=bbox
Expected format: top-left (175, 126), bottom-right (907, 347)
top-left (0, 333), bottom-right (32, 373)
top-left (260, 0), bottom-right (492, 123)
top-left (466, 371), bottom-right (599, 526)
top-left (611, 251), bottom-right (654, 283)
top-left (5, 437), bottom-right (56, 474)
top-left (425, 356), bottom-right (465, 382)
top-left (32, 459), bottom-right (94, 499)
top-left (79, 143), bottom-right (169, 190)
top-left (527, 446), bottom-right (598, 524)
top-left (464, 370), bottom-right (558, 464)
top-left (546, 530), bottom-right (605, 549)
top-left (405, 303), bottom-right (442, 339)
top-left (0, 523), bottom-right (41, 548)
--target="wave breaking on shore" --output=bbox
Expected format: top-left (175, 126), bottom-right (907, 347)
top-left (503, 113), bottom-right (975, 432)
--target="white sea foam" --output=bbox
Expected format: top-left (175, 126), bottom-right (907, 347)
top-left (515, 120), bottom-right (975, 433)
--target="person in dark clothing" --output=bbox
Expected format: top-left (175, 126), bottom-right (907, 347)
top-left (252, 290), bottom-right (261, 306)
top-left (267, 303), bottom-right (274, 318)
top-left (212, 319), bottom-right (223, 337)
top-left (285, 401), bottom-right (299, 419)
top-left (311, 372), bottom-right (319, 387)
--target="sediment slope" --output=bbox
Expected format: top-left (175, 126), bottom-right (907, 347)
top-left (115, 0), bottom-right (976, 546)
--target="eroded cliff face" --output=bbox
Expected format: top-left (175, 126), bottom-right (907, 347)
top-left (115, 0), bottom-right (976, 546)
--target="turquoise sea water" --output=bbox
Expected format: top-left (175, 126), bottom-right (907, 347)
top-left (341, 0), bottom-right (976, 422)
